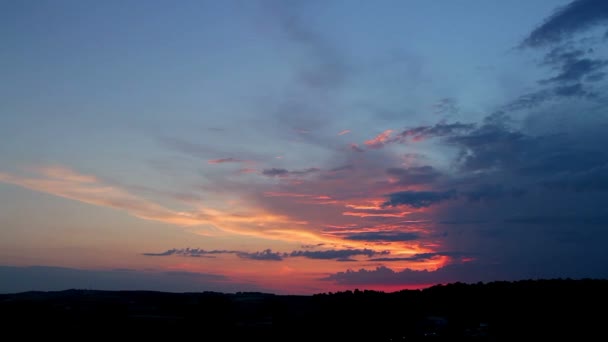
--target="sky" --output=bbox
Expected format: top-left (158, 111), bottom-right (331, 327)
top-left (1, 0), bottom-right (608, 295)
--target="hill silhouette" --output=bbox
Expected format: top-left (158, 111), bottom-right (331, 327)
top-left (1, 278), bottom-right (606, 341)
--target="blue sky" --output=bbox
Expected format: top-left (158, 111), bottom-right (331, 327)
top-left (1, 0), bottom-right (608, 294)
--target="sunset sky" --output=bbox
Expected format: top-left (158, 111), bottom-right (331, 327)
top-left (2, 0), bottom-right (608, 294)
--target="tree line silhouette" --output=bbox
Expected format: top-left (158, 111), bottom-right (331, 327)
top-left (1, 278), bottom-right (606, 341)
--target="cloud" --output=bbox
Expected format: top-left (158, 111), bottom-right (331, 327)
top-left (338, 130), bottom-right (351, 136)
top-left (142, 248), bottom-right (233, 257)
top-left (395, 122), bottom-right (475, 143)
top-left (262, 168), bottom-right (290, 177)
top-left (208, 158), bottom-right (245, 164)
top-left (0, 166), bottom-right (321, 244)
top-left (289, 249), bottom-right (388, 260)
top-left (369, 252), bottom-right (467, 262)
top-left (236, 249), bottom-right (284, 261)
top-left (143, 248), bottom-right (285, 261)
top-left (290, 167), bottom-right (321, 175)
top-left (364, 130), bottom-right (394, 149)
top-left (464, 184), bottom-right (526, 202)
top-left (504, 215), bottom-right (608, 225)
top-left (540, 52), bottom-right (607, 84)
top-left (542, 164), bottom-right (608, 191)
top-left (447, 120), bottom-right (529, 172)
top-left (343, 231), bottom-right (420, 242)
top-left (521, 0), bottom-right (608, 48)
top-left (261, 167), bottom-right (320, 177)
top-left (386, 166), bottom-right (442, 185)
top-left (144, 248), bottom-right (390, 261)
top-left (0, 166), bottom-right (204, 226)
top-left (321, 264), bottom-right (510, 286)
top-left (382, 190), bottom-right (457, 208)
top-left (350, 143), bottom-right (365, 153)
top-left (329, 164), bottom-right (354, 172)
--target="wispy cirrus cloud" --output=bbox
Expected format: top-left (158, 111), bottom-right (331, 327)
top-left (0, 166), bottom-right (333, 245)
top-left (0, 166), bottom-right (204, 226)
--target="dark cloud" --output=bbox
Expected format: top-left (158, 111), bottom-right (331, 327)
top-left (343, 231), bottom-right (420, 242)
top-left (542, 164), bottom-right (608, 191)
top-left (513, 1), bottom-right (608, 109)
top-left (236, 249), bottom-right (283, 261)
top-left (324, 252), bottom-right (608, 284)
top-left (586, 71), bottom-right (606, 82)
top-left (290, 167), bottom-right (321, 175)
top-left (382, 190), bottom-right (457, 208)
top-left (350, 143), bottom-right (365, 153)
top-left (261, 167), bottom-right (320, 177)
top-left (504, 215), bottom-right (608, 225)
top-left (553, 82), bottom-right (592, 96)
top-left (541, 56), bottom-right (608, 84)
top-left (369, 252), bottom-right (468, 262)
top-left (144, 248), bottom-right (389, 261)
top-left (288, 249), bottom-right (389, 260)
top-left (521, 0), bottom-right (608, 48)
top-left (142, 248), bottom-right (232, 258)
top-left (542, 46), bottom-right (586, 66)
top-left (262, 168), bottom-right (290, 177)
top-left (386, 166), bottom-right (442, 185)
top-left (447, 121), bottom-right (529, 173)
top-left (438, 219), bottom-right (487, 225)
top-left (539, 46), bottom-right (607, 86)
top-left (320, 263), bottom-right (520, 286)
top-left (464, 184), bottom-right (526, 202)
top-left (504, 89), bottom-right (555, 111)
top-left (330, 164), bottom-right (354, 172)
top-left (142, 249), bottom-right (178, 256)
top-left (396, 122), bottom-right (475, 143)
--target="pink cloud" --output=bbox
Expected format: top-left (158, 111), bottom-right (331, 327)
top-left (338, 130), bottom-right (351, 136)
top-left (364, 129), bottom-right (394, 149)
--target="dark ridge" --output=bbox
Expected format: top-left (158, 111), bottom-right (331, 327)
top-left (1, 279), bottom-right (606, 341)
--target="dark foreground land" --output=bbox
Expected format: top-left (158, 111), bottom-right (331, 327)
top-left (1, 279), bottom-right (606, 341)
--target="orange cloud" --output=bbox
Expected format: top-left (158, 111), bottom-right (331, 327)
top-left (364, 129), bottom-right (394, 149)
top-left (0, 166), bottom-right (379, 250)
top-left (0, 166), bottom-right (202, 226)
